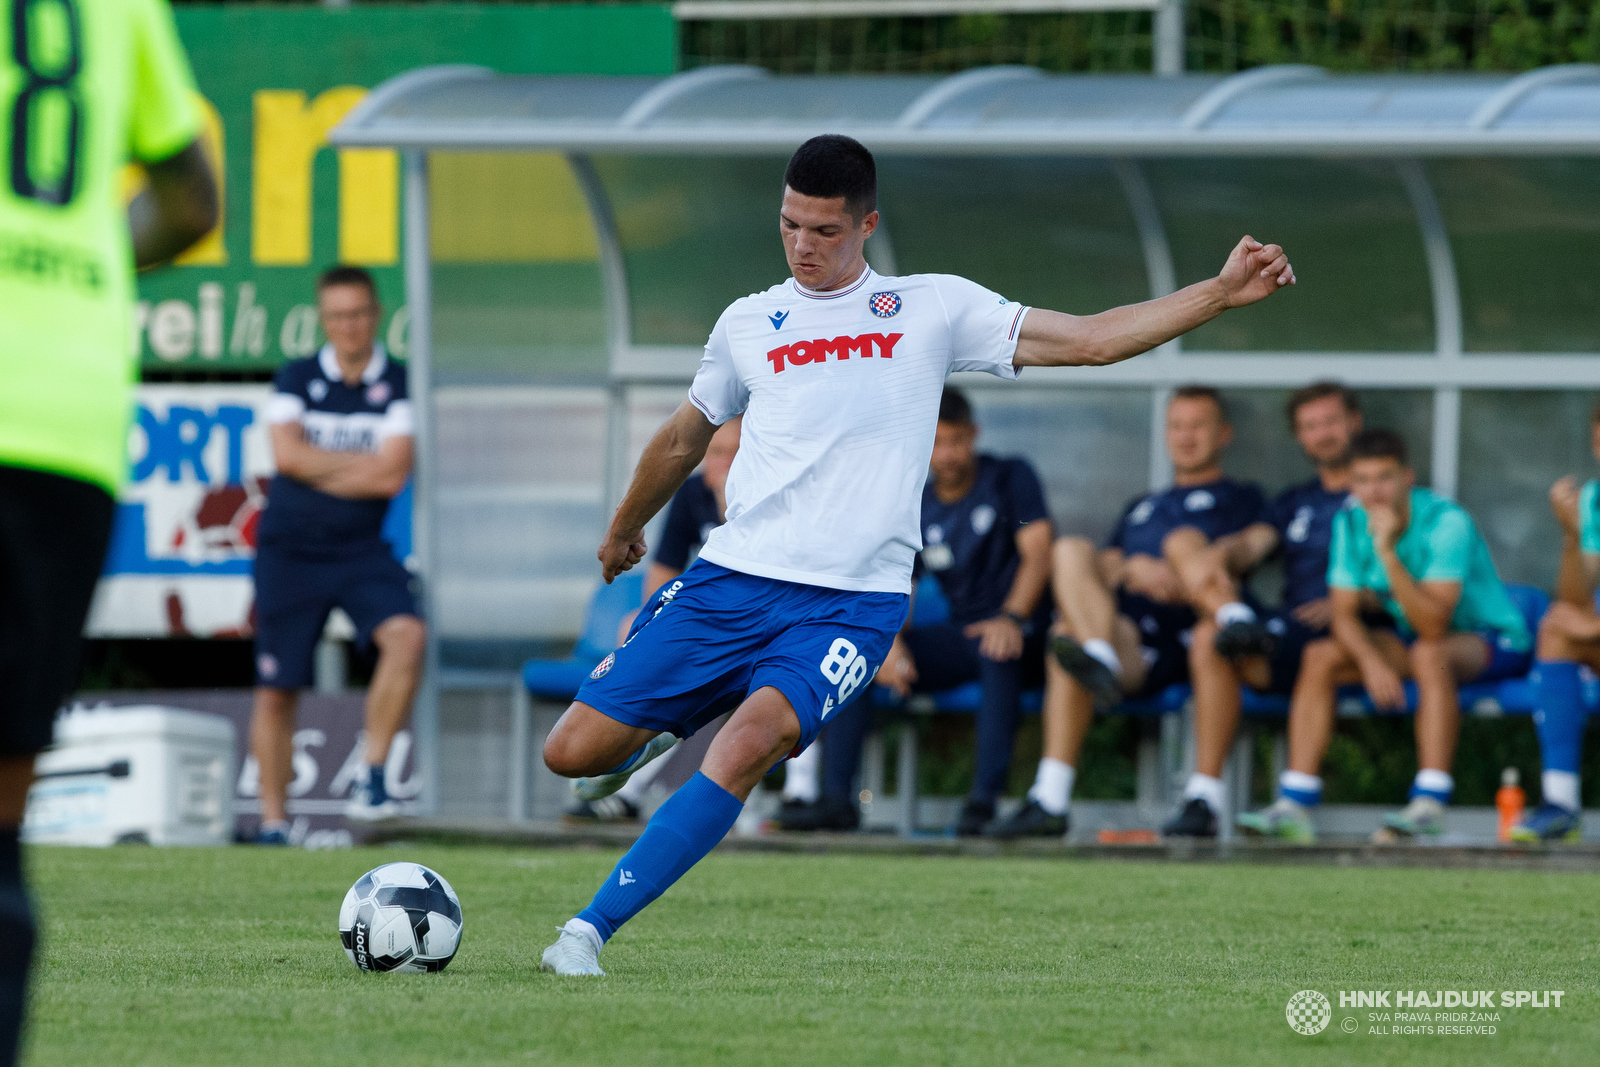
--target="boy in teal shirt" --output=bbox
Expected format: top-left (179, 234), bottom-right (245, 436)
top-left (1239, 429), bottom-right (1530, 843)
top-left (1516, 402), bottom-right (1600, 841)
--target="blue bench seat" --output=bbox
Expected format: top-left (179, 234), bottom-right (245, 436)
top-left (521, 573), bottom-right (643, 701)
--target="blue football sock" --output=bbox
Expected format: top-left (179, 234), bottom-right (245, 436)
top-left (1279, 770), bottom-right (1322, 808)
top-left (577, 772), bottom-right (744, 942)
top-left (1409, 768), bottom-right (1454, 804)
top-left (1534, 660), bottom-right (1585, 777)
top-left (367, 765), bottom-right (387, 805)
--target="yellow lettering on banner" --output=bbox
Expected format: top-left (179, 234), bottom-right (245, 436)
top-left (121, 93), bottom-right (227, 265)
top-left (253, 87), bottom-right (398, 266)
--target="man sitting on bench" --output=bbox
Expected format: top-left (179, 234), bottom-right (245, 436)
top-left (988, 385), bottom-right (1263, 838)
top-left (1514, 401), bottom-right (1600, 841)
top-left (1238, 428), bottom-right (1531, 843)
top-left (1157, 381), bottom-right (1360, 837)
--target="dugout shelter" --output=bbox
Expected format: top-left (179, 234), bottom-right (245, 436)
top-left (332, 63), bottom-right (1600, 818)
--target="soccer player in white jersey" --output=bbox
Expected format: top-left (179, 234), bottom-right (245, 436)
top-left (539, 135), bottom-right (1295, 976)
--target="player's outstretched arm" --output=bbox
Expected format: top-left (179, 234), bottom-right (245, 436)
top-left (1014, 236), bottom-right (1295, 369)
top-left (129, 141), bottom-right (219, 269)
top-left (598, 400), bottom-right (719, 583)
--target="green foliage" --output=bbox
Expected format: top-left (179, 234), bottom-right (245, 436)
top-left (683, 0), bottom-right (1600, 74)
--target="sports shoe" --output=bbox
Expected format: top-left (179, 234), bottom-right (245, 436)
top-left (1161, 797), bottom-right (1219, 838)
top-left (252, 825), bottom-right (291, 846)
top-left (983, 799), bottom-right (1068, 840)
top-left (1214, 620), bottom-right (1275, 662)
top-left (540, 920), bottom-right (605, 977)
top-left (563, 796), bottom-right (640, 824)
top-left (1509, 802), bottom-right (1582, 843)
top-left (1379, 795), bottom-right (1446, 839)
top-left (574, 733), bottom-right (679, 802)
top-left (955, 797), bottom-right (996, 837)
top-left (775, 796), bottom-right (860, 832)
top-left (1236, 797), bottom-right (1316, 843)
top-left (1049, 635), bottom-right (1123, 709)
top-left (345, 783), bottom-right (403, 822)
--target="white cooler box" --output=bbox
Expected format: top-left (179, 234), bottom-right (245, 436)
top-left (22, 706), bottom-right (236, 846)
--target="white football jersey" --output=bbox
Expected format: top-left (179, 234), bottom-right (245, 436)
top-left (688, 266), bottom-right (1030, 593)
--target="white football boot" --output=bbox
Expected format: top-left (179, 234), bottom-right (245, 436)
top-left (574, 733), bottom-right (678, 802)
top-left (540, 919), bottom-right (605, 976)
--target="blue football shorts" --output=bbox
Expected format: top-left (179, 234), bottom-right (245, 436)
top-left (576, 560), bottom-right (909, 753)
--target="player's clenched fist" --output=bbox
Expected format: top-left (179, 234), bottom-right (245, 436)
top-left (598, 530), bottom-right (648, 583)
top-left (1216, 235), bottom-right (1296, 308)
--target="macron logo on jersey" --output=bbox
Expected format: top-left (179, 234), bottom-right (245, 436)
top-left (766, 332), bottom-right (903, 374)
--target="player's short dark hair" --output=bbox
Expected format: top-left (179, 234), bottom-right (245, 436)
top-left (1286, 380), bottom-right (1360, 428)
top-left (317, 264), bottom-right (378, 303)
top-left (1170, 384), bottom-right (1228, 423)
top-left (783, 135), bottom-right (877, 221)
top-left (938, 387), bottom-right (973, 426)
top-left (1349, 428), bottom-right (1408, 466)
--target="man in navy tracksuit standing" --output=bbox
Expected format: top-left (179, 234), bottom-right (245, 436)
top-left (779, 387), bottom-right (1054, 835)
top-left (250, 266), bottom-right (425, 842)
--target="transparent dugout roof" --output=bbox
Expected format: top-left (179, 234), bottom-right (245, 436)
top-left (335, 64), bottom-right (1600, 153)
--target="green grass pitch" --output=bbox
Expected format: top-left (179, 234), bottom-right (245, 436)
top-left (24, 844), bottom-right (1599, 1065)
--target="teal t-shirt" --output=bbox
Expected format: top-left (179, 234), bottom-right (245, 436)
top-left (1579, 479), bottom-right (1600, 555)
top-left (1327, 487), bottom-right (1530, 651)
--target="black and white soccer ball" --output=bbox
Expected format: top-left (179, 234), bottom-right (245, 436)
top-left (339, 862), bottom-right (463, 973)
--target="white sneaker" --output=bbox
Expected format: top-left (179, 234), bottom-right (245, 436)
top-left (540, 919), bottom-right (605, 976)
top-left (345, 784), bottom-right (403, 822)
top-left (574, 733), bottom-right (678, 802)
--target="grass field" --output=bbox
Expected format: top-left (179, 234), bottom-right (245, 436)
top-left (23, 843), bottom-right (1600, 1066)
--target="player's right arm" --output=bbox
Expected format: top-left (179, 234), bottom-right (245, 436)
top-left (1218, 523), bottom-right (1280, 576)
top-left (125, 0), bottom-right (216, 266)
top-left (1014, 237), bottom-right (1295, 369)
top-left (599, 401), bottom-right (718, 583)
top-left (129, 143), bottom-right (217, 268)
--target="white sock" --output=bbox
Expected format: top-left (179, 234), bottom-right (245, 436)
top-left (1183, 773), bottom-right (1227, 815)
top-left (1543, 769), bottom-right (1581, 813)
top-left (564, 917), bottom-right (602, 951)
top-left (1081, 638), bottom-right (1121, 676)
top-left (1414, 768), bottom-right (1454, 799)
top-left (1215, 601), bottom-right (1257, 628)
top-left (1028, 758), bottom-right (1074, 816)
top-left (782, 741), bottom-right (820, 803)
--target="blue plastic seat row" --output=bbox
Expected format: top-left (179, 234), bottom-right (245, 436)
top-left (521, 572), bottom-right (1599, 720)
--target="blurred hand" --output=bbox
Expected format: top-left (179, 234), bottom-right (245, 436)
top-left (1550, 476), bottom-right (1582, 535)
top-left (1544, 601), bottom-right (1600, 643)
top-left (598, 528), bottom-right (647, 583)
top-left (1292, 598), bottom-right (1333, 631)
top-left (1366, 505), bottom-right (1403, 552)
top-left (1216, 235), bottom-right (1295, 309)
top-left (875, 635), bottom-right (918, 698)
top-left (1359, 657), bottom-right (1407, 711)
top-left (1123, 554), bottom-right (1185, 603)
top-left (965, 616), bottom-right (1024, 661)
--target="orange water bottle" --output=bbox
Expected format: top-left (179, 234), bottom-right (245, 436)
top-left (1496, 767), bottom-right (1524, 843)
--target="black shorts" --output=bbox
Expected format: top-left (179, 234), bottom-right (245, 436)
top-left (0, 465), bottom-right (115, 756)
top-left (1262, 612), bottom-right (1324, 694)
top-left (1119, 592), bottom-right (1193, 698)
top-left (253, 542), bottom-right (417, 689)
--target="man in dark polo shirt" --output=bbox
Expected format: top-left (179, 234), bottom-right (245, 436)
top-left (250, 266), bottom-right (425, 842)
top-left (779, 387), bottom-right (1054, 835)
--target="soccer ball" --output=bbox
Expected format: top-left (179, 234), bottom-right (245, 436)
top-left (338, 862), bottom-right (463, 973)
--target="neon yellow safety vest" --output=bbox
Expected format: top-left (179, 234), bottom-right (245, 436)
top-left (0, 0), bottom-right (200, 492)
